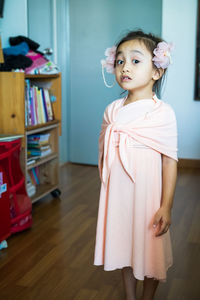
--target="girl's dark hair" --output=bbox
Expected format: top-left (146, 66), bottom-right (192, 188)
top-left (114, 29), bottom-right (168, 98)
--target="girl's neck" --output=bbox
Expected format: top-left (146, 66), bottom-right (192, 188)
top-left (126, 90), bottom-right (154, 103)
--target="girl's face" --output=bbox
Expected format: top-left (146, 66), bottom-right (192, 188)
top-left (115, 39), bottom-right (160, 93)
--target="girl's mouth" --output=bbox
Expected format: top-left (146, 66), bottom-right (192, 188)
top-left (121, 76), bottom-right (132, 82)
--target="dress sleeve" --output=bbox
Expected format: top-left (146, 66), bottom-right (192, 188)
top-left (98, 106), bottom-right (109, 179)
top-left (163, 104), bottom-right (178, 162)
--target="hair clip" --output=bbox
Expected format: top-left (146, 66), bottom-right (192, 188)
top-left (101, 46), bottom-right (116, 88)
top-left (152, 42), bottom-right (174, 69)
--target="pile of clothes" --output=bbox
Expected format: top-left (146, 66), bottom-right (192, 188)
top-left (0, 35), bottom-right (59, 74)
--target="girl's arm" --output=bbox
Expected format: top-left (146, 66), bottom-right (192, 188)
top-left (152, 154), bottom-right (177, 237)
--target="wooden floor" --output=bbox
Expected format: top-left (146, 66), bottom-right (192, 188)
top-left (0, 163), bottom-right (200, 300)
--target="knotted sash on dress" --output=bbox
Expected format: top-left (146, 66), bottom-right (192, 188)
top-left (98, 98), bottom-right (178, 186)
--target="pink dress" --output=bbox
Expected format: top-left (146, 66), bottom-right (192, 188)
top-left (93, 94), bottom-right (178, 282)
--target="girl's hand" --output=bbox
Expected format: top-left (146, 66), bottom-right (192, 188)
top-left (152, 206), bottom-right (171, 237)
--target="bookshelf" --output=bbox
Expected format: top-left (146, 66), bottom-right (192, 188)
top-left (0, 72), bottom-right (62, 203)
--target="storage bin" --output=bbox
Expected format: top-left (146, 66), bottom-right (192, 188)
top-left (0, 138), bottom-right (32, 234)
top-left (0, 165), bottom-right (11, 242)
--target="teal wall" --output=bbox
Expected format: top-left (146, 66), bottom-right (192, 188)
top-left (0, 0), bottom-right (27, 47)
top-left (27, 0), bottom-right (53, 53)
top-left (162, 0), bottom-right (200, 159)
top-left (69, 0), bottom-right (162, 165)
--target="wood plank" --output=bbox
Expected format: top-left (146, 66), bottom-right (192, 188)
top-left (26, 120), bottom-right (59, 133)
top-left (25, 74), bottom-right (60, 79)
top-left (0, 72), bottom-right (25, 135)
top-left (31, 183), bottom-right (58, 203)
top-left (27, 153), bottom-right (58, 170)
top-left (0, 163), bottom-right (199, 299)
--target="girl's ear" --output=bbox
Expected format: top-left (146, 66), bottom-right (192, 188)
top-left (152, 68), bottom-right (164, 81)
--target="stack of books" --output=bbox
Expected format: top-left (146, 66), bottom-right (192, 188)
top-left (27, 133), bottom-right (51, 159)
top-left (25, 79), bottom-right (54, 126)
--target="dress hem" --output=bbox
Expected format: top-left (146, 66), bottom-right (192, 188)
top-left (93, 262), bottom-right (173, 283)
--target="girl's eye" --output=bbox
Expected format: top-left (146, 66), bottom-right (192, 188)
top-left (116, 59), bottom-right (123, 65)
top-left (132, 59), bottom-right (140, 64)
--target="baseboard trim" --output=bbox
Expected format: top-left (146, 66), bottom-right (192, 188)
top-left (59, 161), bottom-right (70, 167)
top-left (178, 158), bottom-right (200, 168)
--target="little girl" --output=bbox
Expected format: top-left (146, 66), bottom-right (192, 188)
top-left (93, 29), bottom-right (178, 300)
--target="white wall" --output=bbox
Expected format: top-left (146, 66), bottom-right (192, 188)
top-left (162, 0), bottom-right (200, 159)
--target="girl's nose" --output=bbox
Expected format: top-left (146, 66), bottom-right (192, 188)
top-left (122, 62), bottom-right (130, 73)
top-left (122, 68), bottom-right (130, 73)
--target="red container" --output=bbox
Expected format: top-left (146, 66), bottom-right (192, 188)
top-left (0, 138), bottom-right (32, 234)
top-left (0, 165), bottom-right (11, 242)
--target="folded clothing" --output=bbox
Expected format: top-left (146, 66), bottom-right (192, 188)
top-left (9, 35), bottom-right (40, 51)
top-left (26, 50), bottom-right (45, 61)
top-left (0, 55), bottom-right (33, 71)
top-left (36, 61), bottom-right (59, 74)
top-left (0, 35), bottom-right (58, 73)
top-left (25, 50), bottom-right (48, 74)
top-left (3, 42), bottom-right (29, 56)
top-left (26, 60), bottom-right (59, 75)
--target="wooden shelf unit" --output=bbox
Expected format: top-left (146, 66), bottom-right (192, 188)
top-left (0, 72), bottom-right (62, 203)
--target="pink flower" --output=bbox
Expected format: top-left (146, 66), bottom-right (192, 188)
top-left (101, 46), bottom-right (117, 74)
top-left (152, 42), bottom-right (174, 69)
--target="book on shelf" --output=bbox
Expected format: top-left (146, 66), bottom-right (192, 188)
top-left (25, 79), bottom-right (54, 126)
top-left (27, 133), bottom-right (51, 158)
top-left (26, 181), bottom-right (36, 197)
top-left (27, 155), bottom-right (41, 164)
top-left (28, 133), bottom-right (50, 144)
top-left (27, 155), bottom-right (40, 161)
top-left (27, 148), bottom-right (51, 157)
top-left (26, 170), bottom-right (38, 197)
top-left (27, 159), bottom-right (36, 166)
top-left (28, 167), bottom-right (40, 185)
top-left (28, 144), bottom-right (50, 150)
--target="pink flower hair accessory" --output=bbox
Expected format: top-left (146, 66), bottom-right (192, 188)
top-left (152, 41), bottom-right (174, 69)
top-left (101, 45), bottom-right (117, 88)
top-left (101, 46), bottom-right (116, 73)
